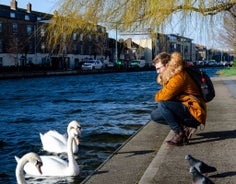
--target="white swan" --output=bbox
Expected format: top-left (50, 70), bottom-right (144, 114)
top-left (15, 152), bottom-right (42, 184)
top-left (21, 123), bottom-right (80, 176)
top-left (40, 120), bottom-right (81, 153)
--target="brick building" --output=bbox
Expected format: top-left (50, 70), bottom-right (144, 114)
top-left (0, 0), bottom-right (110, 70)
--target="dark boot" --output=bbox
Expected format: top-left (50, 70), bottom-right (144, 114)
top-left (166, 131), bottom-right (188, 146)
top-left (183, 126), bottom-right (197, 140)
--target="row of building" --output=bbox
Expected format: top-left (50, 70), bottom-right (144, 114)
top-left (0, 0), bottom-right (234, 70)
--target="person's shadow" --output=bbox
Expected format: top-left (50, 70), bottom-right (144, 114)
top-left (189, 129), bottom-right (236, 145)
top-left (117, 150), bottom-right (155, 157)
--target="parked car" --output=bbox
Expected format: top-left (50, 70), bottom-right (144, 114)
top-left (129, 60), bottom-right (146, 68)
top-left (103, 60), bottom-right (115, 68)
top-left (207, 60), bottom-right (217, 67)
top-left (223, 61), bottom-right (234, 67)
top-left (81, 60), bottom-right (103, 70)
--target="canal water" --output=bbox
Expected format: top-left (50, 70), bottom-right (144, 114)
top-left (0, 68), bottom-right (221, 184)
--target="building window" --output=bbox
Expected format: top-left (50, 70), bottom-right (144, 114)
top-left (25, 15), bottom-right (30, 21)
top-left (88, 34), bottom-right (92, 42)
top-left (73, 33), bottom-right (77, 41)
top-left (80, 33), bottom-right (83, 41)
top-left (88, 46), bottom-right (92, 55)
top-left (12, 23), bottom-right (18, 33)
top-left (10, 12), bottom-right (16, 18)
top-left (79, 45), bottom-right (83, 54)
top-left (40, 27), bottom-right (45, 37)
top-left (170, 43), bottom-right (175, 52)
top-left (0, 22), bottom-right (2, 33)
top-left (53, 29), bottom-right (56, 36)
top-left (26, 25), bottom-right (32, 35)
top-left (41, 43), bottom-right (46, 52)
top-left (73, 43), bottom-right (77, 53)
top-left (28, 57), bottom-right (32, 64)
top-left (184, 46), bottom-right (188, 53)
top-left (28, 41), bottom-right (33, 53)
top-left (168, 35), bottom-right (176, 41)
top-left (103, 37), bottom-right (106, 44)
top-left (0, 39), bottom-right (2, 52)
top-left (62, 32), bottom-right (66, 41)
top-left (176, 44), bottom-right (181, 51)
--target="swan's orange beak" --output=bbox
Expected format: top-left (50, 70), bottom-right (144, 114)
top-left (74, 136), bottom-right (80, 145)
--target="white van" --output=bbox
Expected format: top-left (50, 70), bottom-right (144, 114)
top-left (81, 60), bottom-right (103, 70)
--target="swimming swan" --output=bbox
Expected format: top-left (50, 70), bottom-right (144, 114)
top-left (15, 152), bottom-right (42, 184)
top-left (40, 120), bottom-right (81, 153)
top-left (22, 124), bottom-right (80, 176)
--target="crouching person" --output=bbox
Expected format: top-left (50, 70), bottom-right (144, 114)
top-left (151, 52), bottom-right (207, 146)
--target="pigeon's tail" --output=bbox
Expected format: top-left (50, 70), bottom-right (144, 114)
top-left (201, 164), bottom-right (217, 174)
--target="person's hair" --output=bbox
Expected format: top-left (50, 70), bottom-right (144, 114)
top-left (153, 52), bottom-right (171, 65)
top-left (158, 51), bottom-right (184, 83)
top-left (169, 52), bottom-right (184, 67)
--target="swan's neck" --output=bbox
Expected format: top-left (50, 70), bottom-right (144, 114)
top-left (16, 159), bottom-right (27, 184)
top-left (67, 135), bottom-right (77, 167)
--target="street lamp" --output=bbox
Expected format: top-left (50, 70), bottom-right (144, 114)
top-left (115, 25), bottom-right (118, 63)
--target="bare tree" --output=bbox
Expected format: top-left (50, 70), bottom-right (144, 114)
top-left (218, 5), bottom-right (235, 52)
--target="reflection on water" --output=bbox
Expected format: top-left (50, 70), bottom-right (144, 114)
top-left (0, 68), bottom-right (221, 183)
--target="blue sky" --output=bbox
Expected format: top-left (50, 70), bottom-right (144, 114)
top-left (1, 0), bottom-right (56, 13)
top-left (0, 0), bottom-right (228, 51)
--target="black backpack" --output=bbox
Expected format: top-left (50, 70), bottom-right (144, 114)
top-left (185, 67), bottom-right (215, 102)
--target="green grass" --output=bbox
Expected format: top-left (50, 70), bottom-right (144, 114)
top-left (217, 67), bottom-right (236, 76)
top-left (216, 59), bottom-right (236, 76)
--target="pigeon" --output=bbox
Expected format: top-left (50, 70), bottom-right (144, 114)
top-left (190, 166), bottom-right (215, 184)
top-left (185, 154), bottom-right (217, 174)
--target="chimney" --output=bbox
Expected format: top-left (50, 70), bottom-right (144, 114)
top-left (27, 3), bottom-right (32, 13)
top-left (10, 0), bottom-right (17, 10)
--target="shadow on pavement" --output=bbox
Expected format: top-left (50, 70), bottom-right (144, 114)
top-left (210, 171), bottom-right (236, 178)
top-left (117, 150), bottom-right (155, 157)
top-left (188, 129), bottom-right (236, 145)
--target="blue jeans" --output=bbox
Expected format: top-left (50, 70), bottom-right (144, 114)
top-left (151, 101), bottom-right (200, 132)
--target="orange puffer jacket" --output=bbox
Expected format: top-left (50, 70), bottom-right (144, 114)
top-left (155, 70), bottom-right (207, 125)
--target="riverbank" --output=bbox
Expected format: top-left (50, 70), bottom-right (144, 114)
top-left (0, 65), bottom-right (231, 80)
top-left (0, 68), bottom-right (154, 79)
top-left (82, 75), bottom-right (236, 184)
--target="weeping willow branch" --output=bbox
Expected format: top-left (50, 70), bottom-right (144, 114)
top-left (172, 2), bottom-right (235, 16)
top-left (45, 0), bottom-right (236, 53)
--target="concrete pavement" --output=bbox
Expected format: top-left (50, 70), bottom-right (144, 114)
top-left (82, 76), bottom-right (236, 184)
